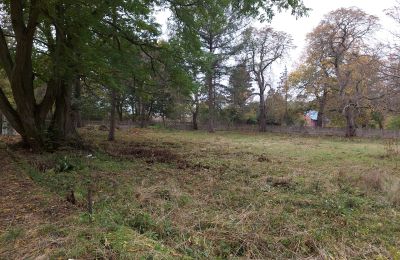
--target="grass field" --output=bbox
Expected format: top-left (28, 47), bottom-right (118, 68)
top-left (1, 128), bottom-right (400, 259)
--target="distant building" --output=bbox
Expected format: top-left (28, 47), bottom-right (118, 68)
top-left (304, 110), bottom-right (318, 127)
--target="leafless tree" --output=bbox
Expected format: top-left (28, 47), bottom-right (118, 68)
top-left (242, 26), bottom-right (293, 132)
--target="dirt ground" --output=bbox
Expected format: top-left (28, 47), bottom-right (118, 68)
top-left (0, 141), bottom-right (75, 259)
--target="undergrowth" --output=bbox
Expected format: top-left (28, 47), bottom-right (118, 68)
top-left (1, 128), bottom-right (400, 259)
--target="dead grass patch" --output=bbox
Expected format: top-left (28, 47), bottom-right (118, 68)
top-left (29, 158), bottom-right (57, 173)
top-left (0, 150), bottom-right (77, 259)
top-left (257, 154), bottom-right (272, 162)
top-left (266, 176), bottom-right (293, 188)
top-left (3, 129), bottom-right (400, 259)
top-left (384, 139), bottom-right (400, 158)
top-left (101, 141), bottom-right (181, 164)
top-left (336, 169), bottom-right (400, 206)
top-left (360, 170), bottom-right (386, 192)
top-left (387, 179), bottom-right (400, 206)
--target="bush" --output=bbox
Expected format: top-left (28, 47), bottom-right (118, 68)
top-left (246, 116), bottom-right (257, 125)
top-left (387, 116), bottom-right (400, 130)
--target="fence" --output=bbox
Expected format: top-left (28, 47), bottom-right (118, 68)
top-left (163, 121), bottom-right (400, 139)
top-left (82, 120), bottom-right (400, 139)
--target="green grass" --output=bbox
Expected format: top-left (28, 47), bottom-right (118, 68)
top-left (4, 128), bottom-right (400, 259)
top-left (0, 227), bottom-right (24, 243)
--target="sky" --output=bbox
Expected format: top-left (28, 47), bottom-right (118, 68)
top-left (156, 0), bottom-right (398, 82)
top-left (267, 0), bottom-right (398, 71)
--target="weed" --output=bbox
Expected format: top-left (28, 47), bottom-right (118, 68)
top-left (37, 224), bottom-right (67, 238)
top-left (55, 156), bottom-right (75, 173)
top-left (127, 213), bottom-right (155, 234)
top-left (1, 227), bottom-right (24, 242)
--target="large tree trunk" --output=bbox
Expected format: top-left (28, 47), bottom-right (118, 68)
top-left (192, 109), bottom-right (199, 131)
top-left (378, 120), bottom-right (384, 130)
top-left (259, 90), bottom-right (267, 132)
top-left (146, 101), bottom-right (153, 122)
top-left (140, 107), bottom-right (146, 128)
top-left (317, 111), bottom-right (324, 128)
top-left (73, 76), bottom-right (83, 128)
top-left (138, 99), bottom-right (146, 128)
top-left (344, 104), bottom-right (357, 137)
top-left (192, 112), bottom-right (198, 130)
top-left (117, 97), bottom-right (123, 122)
top-left (0, 2), bottom-right (78, 149)
top-left (108, 89), bottom-right (117, 141)
top-left (11, 42), bottom-right (46, 147)
top-left (50, 81), bottom-right (77, 143)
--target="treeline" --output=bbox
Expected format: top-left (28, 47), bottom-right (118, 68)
top-left (0, 0), bottom-right (306, 149)
top-left (83, 6), bottom-right (400, 137)
top-left (0, 1), bottom-right (399, 150)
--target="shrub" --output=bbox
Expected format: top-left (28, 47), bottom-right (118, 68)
top-left (387, 116), bottom-right (400, 130)
top-left (246, 116), bottom-right (257, 125)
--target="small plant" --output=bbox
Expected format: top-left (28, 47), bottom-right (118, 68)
top-left (127, 213), bottom-right (154, 234)
top-left (178, 195), bottom-right (192, 207)
top-left (55, 156), bottom-right (75, 173)
top-left (1, 227), bottom-right (24, 242)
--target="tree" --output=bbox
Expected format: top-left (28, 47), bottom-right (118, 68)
top-left (226, 63), bottom-right (253, 123)
top-left (0, 1), bottom-right (100, 147)
top-left (171, 0), bottom-right (307, 132)
top-left (307, 8), bottom-right (380, 136)
top-left (180, 2), bottom-right (246, 132)
top-left (0, 0), bottom-right (308, 148)
top-left (382, 1), bottom-right (400, 114)
top-left (289, 56), bottom-right (335, 128)
top-left (278, 66), bottom-right (292, 125)
top-left (242, 26), bottom-right (293, 132)
top-left (0, 1), bottom-right (50, 147)
top-left (0, 0), bottom-right (164, 147)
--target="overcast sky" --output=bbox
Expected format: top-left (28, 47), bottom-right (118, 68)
top-left (156, 0), bottom-right (398, 81)
top-left (267, 0), bottom-right (398, 70)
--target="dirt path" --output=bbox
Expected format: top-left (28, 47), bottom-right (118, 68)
top-left (0, 146), bottom-right (75, 259)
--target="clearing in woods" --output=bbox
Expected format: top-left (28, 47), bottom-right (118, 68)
top-left (0, 128), bottom-right (400, 259)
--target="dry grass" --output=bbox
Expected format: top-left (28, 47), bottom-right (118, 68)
top-left (384, 139), bottom-right (400, 157)
top-left (388, 179), bottom-right (400, 206)
top-left (1, 129), bottom-right (400, 259)
top-left (361, 170), bottom-right (385, 192)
